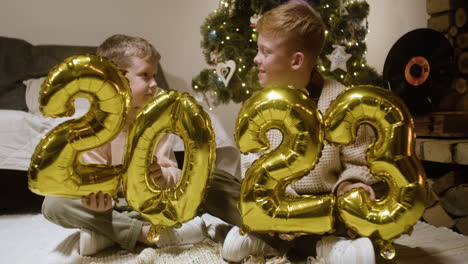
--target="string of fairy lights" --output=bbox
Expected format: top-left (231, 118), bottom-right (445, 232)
top-left (192, 0), bottom-right (382, 108)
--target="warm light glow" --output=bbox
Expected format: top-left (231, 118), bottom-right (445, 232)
top-left (267, 91), bottom-right (282, 100)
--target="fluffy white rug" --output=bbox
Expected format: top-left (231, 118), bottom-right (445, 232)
top-left (2, 213), bottom-right (468, 264)
top-left (0, 213), bottom-right (138, 264)
top-left (0, 213), bottom-right (232, 264)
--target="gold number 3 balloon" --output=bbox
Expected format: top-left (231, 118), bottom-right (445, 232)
top-left (28, 55), bottom-right (131, 198)
top-left (235, 86), bottom-right (335, 235)
top-left (323, 85), bottom-right (426, 259)
top-left (123, 91), bottom-right (216, 242)
top-left (235, 85), bottom-right (426, 260)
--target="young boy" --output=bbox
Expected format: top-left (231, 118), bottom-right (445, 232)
top-left (41, 34), bottom-right (206, 256)
top-left (221, 1), bottom-right (377, 263)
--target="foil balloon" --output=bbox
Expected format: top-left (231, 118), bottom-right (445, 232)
top-left (235, 86), bottom-right (335, 235)
top-left (323, 85), bottom-right (426, 260)
top-left (28, 55), bottom-right (131, 198)
top-left (123, 91), bottom-right (216, 242)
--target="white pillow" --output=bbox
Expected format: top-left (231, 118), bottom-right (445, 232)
top-left (23, 77), bottom-right (89, 117)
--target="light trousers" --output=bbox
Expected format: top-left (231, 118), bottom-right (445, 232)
top-left (42, 168), bottom-right (242, 251)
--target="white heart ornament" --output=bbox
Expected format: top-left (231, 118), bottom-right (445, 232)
top-left (216, 60), bottom-right (236, 87)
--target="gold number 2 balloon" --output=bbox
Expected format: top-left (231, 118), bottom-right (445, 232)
top-left (28, 55), bottom-right (131, 198)
top-left (123, 91), bottom-right (216, 242)
top-left (323, 85), bottom-right (426, 260)
top-left (235, 86), bottom-right (335, 235)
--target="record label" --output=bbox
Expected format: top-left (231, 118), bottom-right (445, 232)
top-left (405, 56), bottom-right (430, 86)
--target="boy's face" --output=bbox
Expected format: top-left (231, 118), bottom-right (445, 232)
top-left (124, 56), bottom-right (159, 109)
top-left (254, 33), bottom-right (295, 88)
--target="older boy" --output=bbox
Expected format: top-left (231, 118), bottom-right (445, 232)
top-left (41, 34), bottom-right (206, 256)
top-left (221, 1), bottom-right (377, 263)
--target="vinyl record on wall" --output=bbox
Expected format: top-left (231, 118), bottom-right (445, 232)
top-left (383, 28), bottom-right (456, 115)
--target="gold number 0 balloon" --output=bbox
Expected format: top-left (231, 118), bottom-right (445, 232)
top-left (235, 86), bottom-right (335, 235)
top-left (123, 91), bottom-right (216, 242)
top-left (28, 55), bottom-right (131, 198)
top-left (323, 85), bottom-right (426, 259)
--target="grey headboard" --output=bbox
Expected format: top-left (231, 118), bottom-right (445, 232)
top-left (0, 36), bottom-right (169, 111)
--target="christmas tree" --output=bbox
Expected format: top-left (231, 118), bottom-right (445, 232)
top-left (192, 0), bottom-right (383, 105)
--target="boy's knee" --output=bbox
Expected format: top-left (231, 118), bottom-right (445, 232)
top-left (41, 196), bottom-right (73, 222)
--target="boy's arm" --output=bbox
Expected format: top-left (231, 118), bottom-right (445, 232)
top-left (333, 124), bottom-right (378, 196)
top-left (153, 133), bottom-right (181, 188)
top-left (80, 146), bottom-right (116, 211)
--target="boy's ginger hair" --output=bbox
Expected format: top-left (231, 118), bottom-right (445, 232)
top-left (256, 0), bottom-right (325, 67)
top-left (97, 34), bottom-right (161, 69)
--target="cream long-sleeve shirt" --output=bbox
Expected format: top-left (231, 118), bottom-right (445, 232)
top-left (81, 129), bottom-right (181, 189)
top-left (240, 79), bottom-right (377, 195)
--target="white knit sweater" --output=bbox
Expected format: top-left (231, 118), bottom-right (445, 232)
top-left (240, 79), bottom-right (376, 195)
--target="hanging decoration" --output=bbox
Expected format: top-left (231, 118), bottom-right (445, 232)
top-left (339, 0), bottom-right (349, 16)
top-left (210, 50), bottom-right (219, 63)
top-left (250, 14), bottom-right (262, 27)
top-left (327, 45), bottom-right (352, 72)
top-left (216, 60), bottom-right (236, 87)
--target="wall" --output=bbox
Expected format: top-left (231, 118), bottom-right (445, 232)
top-left (0, 0), bottom-right (428, 137)
top-left (366, 0), bottom-right (428, 72)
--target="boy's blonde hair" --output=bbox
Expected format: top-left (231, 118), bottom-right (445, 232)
top-left (256, 0), bottom-right (325, 66)
top-left (97, 34), bottom-right (161, 69)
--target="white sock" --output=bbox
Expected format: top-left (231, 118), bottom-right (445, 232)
top-left (155, 216), bottom-right (207, 248)
top-left (79, 228), bottom-right (114, 256)
top-left (222, 226), bottom-right (280, 262)
top-left (315, 235), bottom-right (375, 264)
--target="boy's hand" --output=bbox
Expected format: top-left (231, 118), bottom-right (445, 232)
top-left (81, 191), bottom-right (114, 212)
top-left (336, 181), bottom-right (376, 200)
top-left (148, 158), bottom-right (163, 187)
top-left (268, 232), bottom-right (300, 241)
